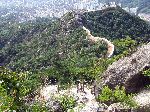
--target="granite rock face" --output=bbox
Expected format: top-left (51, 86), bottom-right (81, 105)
top-left (133, 89), bottom-right (150, 112)
top-left (95, 43), bottom-right (150, 96)
top-left (46, 100), bottom-right (63, 112)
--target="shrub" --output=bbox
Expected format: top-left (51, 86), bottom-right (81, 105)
top-left (59, 95), bottom-right (76, 112)
top-left (20, 102), bottom-right (48, 112)
top-left (143, 69), bottom-right (150, 88)
top-left (0, 67), bottom-right (42, 111)
top-left (98, 86), bottom-right (137, 108)
top-left (98, 86), bottom-right (114, 104)
top-left (0, 84), bottom-right (14, 112)
top-left (143, 69), bottom-right (150, 77)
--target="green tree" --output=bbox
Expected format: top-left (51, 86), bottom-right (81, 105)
top-left (0, 67), bottom-right (42, 111)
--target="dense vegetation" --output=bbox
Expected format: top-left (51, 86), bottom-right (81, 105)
top-left (0, 66), bottom-right (43, 111)
top-left (0, 7), bottom-right (150, 111)
top-left (1, 7), bottom-right (150, 71)
top-left (98, 86), bottom-right (137, 108)
top-left (83, 7), bottom-right (150, 42)
top-left (1, 7), bottom-right (150, 86)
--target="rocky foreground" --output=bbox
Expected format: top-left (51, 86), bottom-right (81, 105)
top-left (134, 89), bottom-right (150, 112)
top-left (37, 84), bottom-right (99, 112)
top-left (32, 43), bottom-right (150, 112)
top-left (35, 84), bottom-right (150, 112)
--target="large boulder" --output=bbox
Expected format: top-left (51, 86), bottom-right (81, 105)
top-left (95, 43), bottom-right (150, 96)
top-left (133, 89), bottom-right (150, 112)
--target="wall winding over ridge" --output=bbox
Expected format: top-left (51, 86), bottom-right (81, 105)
top-left (82, 26), bottom-right (114, 58)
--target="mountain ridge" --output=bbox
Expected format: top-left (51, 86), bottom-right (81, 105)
top-left (1, 6), bottom-right (150, 111)
top-left (1, 7), bottom-right (150, 71)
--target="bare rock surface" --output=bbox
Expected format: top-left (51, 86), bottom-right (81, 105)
top-left (133, 89), bottom-right (150, 112)
top-left (37, 84), bottom-right (100, 112)
top-left (95, 43), bottom-right (150, 96)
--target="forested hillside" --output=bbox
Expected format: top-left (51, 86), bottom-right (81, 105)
top-left (83, 7), bottom-right (150, 41)
top-left (0, 7), bottom-right (150, 111)
top-left (1, 7), bottom-right (150, 71)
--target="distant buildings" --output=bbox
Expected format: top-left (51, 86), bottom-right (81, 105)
top-left (0, 0), bottom-right (149, 22)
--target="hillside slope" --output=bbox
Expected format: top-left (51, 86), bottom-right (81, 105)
top-left (0, 8), bottom-right (150, 69)
top-left (83, 7), bottom-right (150, 42)
top-left (0, 7), bottom-right (150, 78)
top-left (1, 7), bottom-right (150, 111)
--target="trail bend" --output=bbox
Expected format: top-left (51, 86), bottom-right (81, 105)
top-left (82, 26), bottom-right (114, 57)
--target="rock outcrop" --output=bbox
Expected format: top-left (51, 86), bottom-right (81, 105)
top-left (37, 84), bottom-right (100, 112)
top-left (95, 43), bottom-right (150, 96)
top-left (133, 89), bottom-right (150, 112)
